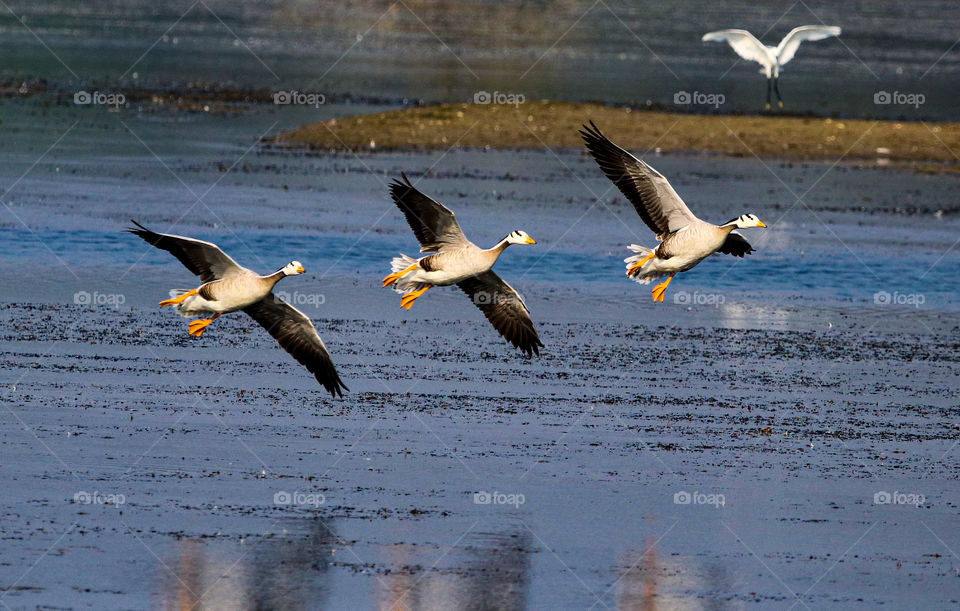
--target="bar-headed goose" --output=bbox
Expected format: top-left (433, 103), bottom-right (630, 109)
top-left (382, 173), bottom-right (543, 357)
top-left (580, 122), bottom-right (766, 303)
top-left (127, 220), bottom-right (347, 397)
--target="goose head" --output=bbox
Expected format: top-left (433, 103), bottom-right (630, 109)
top-left (281, 260), bottom-right (306, 276)
top-left (504, 230), bottom-right (537, 245)
top-left (726, 214), bottom-right (767, 229)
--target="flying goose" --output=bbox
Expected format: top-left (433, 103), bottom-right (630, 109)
top-left (127, 220), bottom-right (347, 397)
top-left (580, 122), bottom-right (766, 303)
top-left (702, 25), bottom-right (841, 109)
top-left (382, 173), bottom-right (543, 357)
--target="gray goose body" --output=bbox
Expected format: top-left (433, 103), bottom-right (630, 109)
top-left (127, 220), bottom-right (347, 397)
top-left (382, 173), bottom-right (543, 357)
top-left (580, 122), bottom-right (766, 302)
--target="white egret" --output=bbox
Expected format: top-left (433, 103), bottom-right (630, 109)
top-left (702, 25), bottom-right (841, 109)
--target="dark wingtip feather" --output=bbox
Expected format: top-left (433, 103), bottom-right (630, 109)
top-left (322, 374), bottom-right (349, 398)
top-left (389, 175), bottom-right (417, 202)
top-left (579, 120), bottom-right (605, 143)
top-left (125, 218), bottom-right (149, 235)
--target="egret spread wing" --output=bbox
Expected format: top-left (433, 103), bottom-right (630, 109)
top-left (702, 29), bottom-right (772, 68)
top-left (776, 25), bottom-right (841, 66)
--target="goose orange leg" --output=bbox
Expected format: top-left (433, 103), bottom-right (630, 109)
top-left (651, 273), bottom-right (676, 303)
top-left (400, 285), bottom-right (432, 310)
top-left (627, 252), bottom-right (656, 276)
top-left (188, 313), bottom-right (220, 338)
top-left (383, 264), bottom-right (418, 288)
top-left (159, 288), bottom-right (198, 308)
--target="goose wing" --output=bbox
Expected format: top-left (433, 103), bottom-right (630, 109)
top-left (580, 121), bottom-right (699, 238)
top-left (701, 29), bottom-right (771, 66)
top-left (127, 220), bottom-right (243, 282)
top-left (717, 231), bottom-right (755, 257)
top-left (457, 271), bottom-right (542, 358)
top-left (390, 172), bottom-right (471, 253)
top-left (776, 25), bottom-right (841, 66)
top-left (242, 296), bottom-right (348, 398)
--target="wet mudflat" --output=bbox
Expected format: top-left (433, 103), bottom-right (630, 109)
top-left (1, 100), bottom-right (959, 608)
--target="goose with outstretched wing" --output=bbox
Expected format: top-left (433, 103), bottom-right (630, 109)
top-left (382, 173), bottom-right (543, 357)
top-left (580, 122), bottom-right (766, 302)
top-left (127, 220), bottom-right (347, 397)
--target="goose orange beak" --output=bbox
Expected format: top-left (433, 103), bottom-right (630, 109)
top-left (297, 265), bottom-right (305, 273)
top-left (525, 236), bottom-right (537, 244)
top-left (756, 221), bottom-right (767, 228)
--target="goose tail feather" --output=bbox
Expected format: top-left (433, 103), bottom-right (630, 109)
top-left (624, 245), bottom-right (667, 285)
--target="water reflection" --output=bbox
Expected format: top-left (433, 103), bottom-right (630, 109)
top-left (378, 530), bottom-right (531, 610)
top-left (158, 519), bottom-right (336, 610)
top-left (615, 540), bottom-right (732, 610)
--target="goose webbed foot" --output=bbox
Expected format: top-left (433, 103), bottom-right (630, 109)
top-left (188, 313), bottom-right (220, 337)
top-left (160, 288), bottom-right (197, 308)
top-left (651, 274), bottom-right (676, 303)
top-left (382, 263), bottom-right (418, 288)
top-left (400, 284), bottom-right (432, 310)
top-left (627, 252), bottom-right (656, 276)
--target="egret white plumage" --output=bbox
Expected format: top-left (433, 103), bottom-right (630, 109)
top-left (702, 25), bottom-right (841, 109)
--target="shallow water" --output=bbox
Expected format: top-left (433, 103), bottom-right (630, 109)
top-left (1, 0), bottom-right (958, 119)
top-left (1, 18), bottom-right (960, 608)
top-left (1, 99), bottom-right (958, 315)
